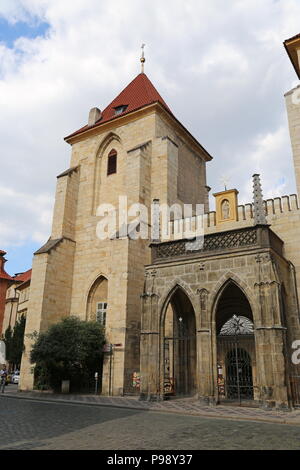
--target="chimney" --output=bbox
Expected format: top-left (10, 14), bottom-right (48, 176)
top-left (0, 251), bottom-right (6, 271)
top-left (88, 107), bottom-right (101, 127)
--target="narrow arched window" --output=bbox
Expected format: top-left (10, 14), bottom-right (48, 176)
top-left (107, 149), bottom-right (117, 175)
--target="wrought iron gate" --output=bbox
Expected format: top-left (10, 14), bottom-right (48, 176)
top-left (290, 374), bottom-right (300, 407)
top-left (217, 315), bottom-right (255, 405)
top-left (163, 330), bottom-right (196, 397)
top-left (289, 355), bottom-right (300, 407)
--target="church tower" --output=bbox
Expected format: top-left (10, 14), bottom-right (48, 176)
top-left (20, 65), bottom-right (212, 394)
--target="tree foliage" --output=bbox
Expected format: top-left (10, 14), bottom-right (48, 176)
top-left (3, 315), bottom-right (26, 368)
top-left (30, 316), bottom-right (105, 392)
top-left (3, 325), bottom-right (12, 361)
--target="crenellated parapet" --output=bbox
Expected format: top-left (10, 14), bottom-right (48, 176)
top-left (165, 194), bottom-right (299, 239)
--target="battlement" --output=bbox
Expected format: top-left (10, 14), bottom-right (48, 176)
top-left (164, 194), bottom-right (299, 241)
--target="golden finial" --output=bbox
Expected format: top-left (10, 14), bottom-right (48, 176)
top-left (140, 43), bottom-right (146, 73)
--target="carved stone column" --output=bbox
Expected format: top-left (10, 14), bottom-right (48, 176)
top-left (139, 272), bottom-right (161, 401)
top-left (254, 254), bottom-right (289, 408)
top-left (255, 326), bottom-right (289, 409)
top-left (196, 288), bottom-right (215, 404)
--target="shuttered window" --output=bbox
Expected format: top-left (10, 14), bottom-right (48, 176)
top-left (107, 149), bottom-right (117, 175)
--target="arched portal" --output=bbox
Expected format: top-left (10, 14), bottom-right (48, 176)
top-left (215, 281), bottom-right (256, 405)
top-left (162, 287), bottom-right (196, 398)
top-left (86, 276), bottom-right (108, 393)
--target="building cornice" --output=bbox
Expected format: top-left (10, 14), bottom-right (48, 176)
top-left (64, 102), bottom-right (213, 162)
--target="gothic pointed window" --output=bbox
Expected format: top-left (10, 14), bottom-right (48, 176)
top-left (107, 149), bottom-right (117, 175)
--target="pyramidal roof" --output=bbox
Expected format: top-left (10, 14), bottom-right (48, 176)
top-left (66, 73), bottom-right (172, 140)
top-left (103, 72), bottom-right (172, 118)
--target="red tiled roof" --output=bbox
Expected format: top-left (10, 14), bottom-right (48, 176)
top-left (65, 73), bottom-right (173, 140)
top-left (13, 269), bottom-right (32, 283)
top-left (0, 270), bottom-right (13, 281)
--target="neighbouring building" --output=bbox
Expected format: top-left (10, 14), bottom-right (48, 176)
top-left (0, 250), bottom-right (14, 334)
top-left (19, 35), bottom-right (300, 409)
top-left (2, 269), bottom-right (32, 335)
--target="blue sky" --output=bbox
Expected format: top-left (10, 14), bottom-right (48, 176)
top-left (0, 0), bottom-right (299, 277)
top-left (0, 14), bottom-right (49, 275)
top-left (0, 17), bottom-right (49, 48)
top-left (4, 241), bottom-right (39, 275)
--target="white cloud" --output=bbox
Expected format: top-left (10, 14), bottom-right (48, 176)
top-left (0, 184), bottom-right (53, 246)
top-left (235, 124), bottom-right (293, 204)
top-left (0, 0), bottom-right (299, 255)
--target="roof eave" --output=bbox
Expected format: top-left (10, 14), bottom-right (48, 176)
top-left (155, 103), bottom-right (213, 162)
top-left (64, 101), bottom-right (213, 161)
top-left (64, 102), bottom-right (159, 144)
top-left (284, 37), bottom-right (300, 80)
top-left (17, 279), bottom-right (31, 289)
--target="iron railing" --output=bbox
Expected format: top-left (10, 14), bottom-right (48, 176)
top-left (290, 375), bottom-right (300, 407)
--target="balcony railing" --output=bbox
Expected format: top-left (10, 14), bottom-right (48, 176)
top-left (150, 225), bottom-right (284, 263)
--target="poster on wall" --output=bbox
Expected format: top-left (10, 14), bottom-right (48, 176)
top-left (132, 372), bottom-right (140, 389)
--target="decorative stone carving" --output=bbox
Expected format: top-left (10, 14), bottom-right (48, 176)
top-left (213, 189), bottom-right (239, 224)
top-left (222, 199), bottom-right (230, 219)
top-left (197, 288), bottom-right (209, 311)
top-left (153, 227), bottom-right (258, 260)
top-left (253, 174), bottom-right (267, 225)
top-left (255, 254), bottom-right (263, 263)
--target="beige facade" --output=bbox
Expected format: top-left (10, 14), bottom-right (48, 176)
top-left (19, 41), bottom-right (300, 408)
top-left (3, 272), bottom-right (31, 335)
top-left (142, 225), bottom-right (299, 408)
top-left (19, 91), bottom-right (211, 394)
top-left (284, 34), bottom-right (300, 197)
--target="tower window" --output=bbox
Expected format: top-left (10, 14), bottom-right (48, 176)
top-left (107, 149), bottom-right (117, 175)
top-left (96, 302), bottom-right (107, 326)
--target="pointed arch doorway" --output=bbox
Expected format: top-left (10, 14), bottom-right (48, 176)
top-left (162, 287), bottom-right (196, 398)
top-left (216, 282), bottom-right (257, 405)
top-left (86, 275), bottom-right (108, 394)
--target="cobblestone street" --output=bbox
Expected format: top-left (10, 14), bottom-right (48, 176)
top-left (1, 395), bottom-right (300, 450)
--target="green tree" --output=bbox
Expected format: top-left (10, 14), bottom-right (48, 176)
top-left (30, 316), bottom-right (105, 392)
top-left (3, 315), bottom-right (26, 369)
top-left (3, 325), bottom-right (12, 363)
top-left (10, 314), bottom-right (26, 367)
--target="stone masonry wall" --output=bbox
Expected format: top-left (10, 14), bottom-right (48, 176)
top-left (285, 86), bottom-right (300, 198)
top-left (142, 243), bottom-right (298, 408)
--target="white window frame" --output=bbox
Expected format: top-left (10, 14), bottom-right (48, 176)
top-left (96, 302), bottom-right (107, 326)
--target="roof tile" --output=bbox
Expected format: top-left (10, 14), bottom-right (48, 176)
top-left (13, 269), bottom-right (32, 283)
top-left (66, 73), bottom-right (172, 139)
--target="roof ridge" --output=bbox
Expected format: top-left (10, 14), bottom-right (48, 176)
top-left (65, 72), bottom-right (172, 140)
top-left (104, 73), bottom-right (143, 108)
top-left (141, 73), bottom-right (152, 103)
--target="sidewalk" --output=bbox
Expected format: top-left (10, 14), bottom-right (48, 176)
top-left (3, 385), bottom-right (300, 426)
